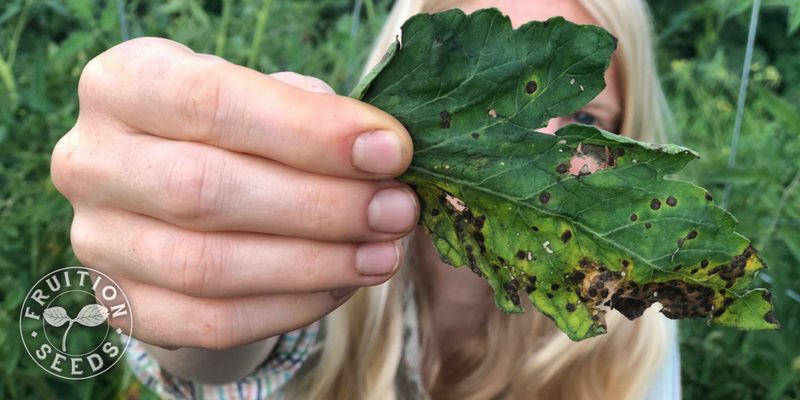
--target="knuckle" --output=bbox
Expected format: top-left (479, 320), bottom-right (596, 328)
top-left (160, 151), bottom-right (230, 225)
top-left (296, 243), bottom-right (334, 290)
top-left (70, 214), bottom-right (101, 268)
top-left (168, 233), bottom-right (226, 297)
top-left (195, 301), bottom-right (239, 350)
top-left (175, 67), bottom-right (230, 143)
top-left (77, 56), bottom-right (112, 106)
top-left (50, 130), bottom-right (80, 198)
top-left (297, 182), bottom-right (342, 233)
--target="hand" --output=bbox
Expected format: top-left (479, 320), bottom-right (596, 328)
top-left (51, 37), bottom-right (418, 350)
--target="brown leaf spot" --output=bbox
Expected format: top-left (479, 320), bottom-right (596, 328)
top-left (764, 311), bottom-right (778, 324)
top-left (525, 80), bottom-right (538, 94)
top-left (650, 198), bottom-right (662, 210)
top-left (666, 196), bottom-right (678, 207)
top-left (539, 192), bottom-right (551, 204)
top-left (440, 111), bottom-right (451, 129)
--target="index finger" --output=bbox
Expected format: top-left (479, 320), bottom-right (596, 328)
top-left (78, 37), bottom-right (412, 179)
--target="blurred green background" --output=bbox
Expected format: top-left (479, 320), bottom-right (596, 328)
top-left (0, 0), bottom-right (798, 399)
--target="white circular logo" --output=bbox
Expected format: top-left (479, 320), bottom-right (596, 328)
top-left (19, 266), bottom-right (133, 380)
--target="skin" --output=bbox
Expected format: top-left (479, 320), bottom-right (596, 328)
top-left (50, 0), bottom-right (622, 384)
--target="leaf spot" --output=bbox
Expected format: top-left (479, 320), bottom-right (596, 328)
top-left (630, 214), bottom-right (638, 222)
top-left (666, 196), bottom-right (678, 207)
top-left (561, 230), bottom-right (572, 243)
top-left (440, 110), bottom-right (451, 128)
top-left (650, 198), bottom-right (662, 210)
top-left (539, 192), bottom-right (551, 204)
top-left (471, 132), bottom-right (480, 139)
top-left (525, 80), bottom-right (538, 94)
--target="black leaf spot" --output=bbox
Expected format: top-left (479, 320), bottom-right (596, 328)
top-left (525, 80), bottom-right (538, 94)
top-left (650, 198), bottom-right (662, 210)
top-left (440, 111), bottom-right (451, 128)
top-left (666, 196), bottom-right (678, 207)
top-left (551, 283), bottom-right (560, 291)
top-left (539, 192), bottom-right (551, 204)
top-left (566, 303), bottom-right (576, 313)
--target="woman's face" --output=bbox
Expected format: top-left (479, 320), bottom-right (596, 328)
top-left (455, 0), bottom-right (623, 134)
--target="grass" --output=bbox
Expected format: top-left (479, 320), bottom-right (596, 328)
top-left (0, 0), bottom-right (798, 399)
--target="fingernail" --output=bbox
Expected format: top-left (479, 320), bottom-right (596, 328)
top-left (356, 241), bottom-right (400, 276)
top-left (367, 188), bottom-right (418, 233)
top-left (331, 287), bottom-right (357, 300)
top-left (352, 130), bottom-right (405, 175)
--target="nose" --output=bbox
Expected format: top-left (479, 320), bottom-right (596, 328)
top-left (540, 117), bottom-right (567, 135)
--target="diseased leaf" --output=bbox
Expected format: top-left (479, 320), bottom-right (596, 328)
top-left (73, 304), bottom-right (109, 327)
top-left (42, 307), bottom-right (71, 327)
top-left (353, 8), bottom-right (778, 340)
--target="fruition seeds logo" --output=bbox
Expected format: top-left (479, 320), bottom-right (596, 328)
top-left (19, 267), bottom-right (133, 380)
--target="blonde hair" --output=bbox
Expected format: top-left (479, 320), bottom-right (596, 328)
top-left (288, 1), bottom-right (674, 399)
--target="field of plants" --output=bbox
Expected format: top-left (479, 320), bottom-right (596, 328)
top-left (0, 0), bottom-right (797, 399)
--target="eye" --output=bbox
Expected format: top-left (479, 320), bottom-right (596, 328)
top-left (572, 111), bottom-right (597, 126)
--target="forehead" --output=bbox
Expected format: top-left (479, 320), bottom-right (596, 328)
top-left (455, 0), bottom-right (598, 27)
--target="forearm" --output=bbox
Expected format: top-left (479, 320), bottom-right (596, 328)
top-left (144, 337), bottom-right (280, 385)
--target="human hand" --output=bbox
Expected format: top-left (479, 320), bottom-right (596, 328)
top-left (51, 37), bottom-right (418, 350)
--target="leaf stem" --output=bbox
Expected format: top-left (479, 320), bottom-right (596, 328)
top-left (247, 0), bottom-right (273, 69)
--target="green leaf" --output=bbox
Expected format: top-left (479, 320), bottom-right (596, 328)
top-left (354, 8), bottom-right (778, 340)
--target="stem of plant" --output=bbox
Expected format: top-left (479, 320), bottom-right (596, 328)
top-left (364, 0), bottom-right (376, 22)
top-left (62, 320), bottom-right (75, 352)
top-left (215, 0), bottom-right (233, 57)
top-left (7, 0), bottom-right (32, 69)
top-left (247, 0), bottom-right (273, 69)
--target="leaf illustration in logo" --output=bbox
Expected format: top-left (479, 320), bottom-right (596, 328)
top-left (43, 306), bottom-right (71, 327)
top-left (73, 304), bottom-right (109, 327)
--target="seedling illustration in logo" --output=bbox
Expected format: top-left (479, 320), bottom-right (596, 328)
top-left (20, 267), bottom-right (133, 380)
top-left (43, 304), bottom-right (110, 352)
